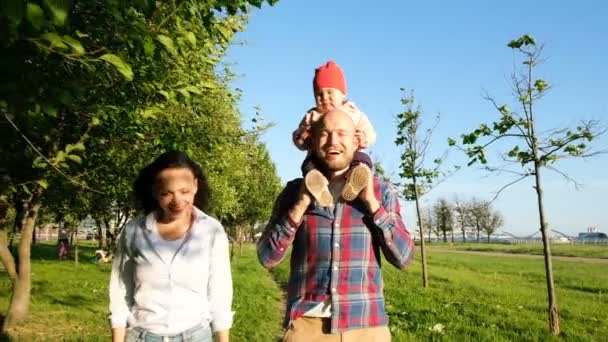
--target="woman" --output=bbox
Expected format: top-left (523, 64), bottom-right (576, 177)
top-left (109, 151), bottom-right (233, 342)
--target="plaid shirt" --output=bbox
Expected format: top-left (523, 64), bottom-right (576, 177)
top-left (257, 177), bottom-right (414, 333)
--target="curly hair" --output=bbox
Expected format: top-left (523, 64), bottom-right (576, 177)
top-left (134, 151), bottom-right (210, 214)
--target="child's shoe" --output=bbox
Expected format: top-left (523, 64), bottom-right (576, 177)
top-left (304, 169), bottom-right (333, 207)
top-left (341, 164), bottom-right (371, 201)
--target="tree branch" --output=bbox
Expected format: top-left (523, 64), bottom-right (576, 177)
top-left (546, 166), bottom-right (583, 190)
top-left (490, 174), bottom-right (531, 203)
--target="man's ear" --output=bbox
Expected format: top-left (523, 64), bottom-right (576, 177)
top-left (354, 131), bottom-right (363, 147)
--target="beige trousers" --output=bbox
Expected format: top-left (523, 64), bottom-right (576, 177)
top-left (283, 317), bottom-right (391, 342)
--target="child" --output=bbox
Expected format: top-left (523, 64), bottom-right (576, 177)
top-left (292, 61), bottom-right (376, 206)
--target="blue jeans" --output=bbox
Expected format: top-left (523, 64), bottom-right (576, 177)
top-left (125, 323), bottom-right (212, 342)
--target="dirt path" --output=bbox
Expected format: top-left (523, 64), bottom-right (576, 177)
top-left (427, 248), bottom-right (608, 264)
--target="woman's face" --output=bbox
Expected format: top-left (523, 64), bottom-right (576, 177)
top-left (155, 167), bottom-right (198, 220)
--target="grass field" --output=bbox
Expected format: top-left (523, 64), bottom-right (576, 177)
top-left (429, 242), bottom-right (608, 259)
top-left (1, 242), bottom-right (607, 341)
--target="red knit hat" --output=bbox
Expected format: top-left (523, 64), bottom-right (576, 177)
top-left (313, 61), bottom-right (347, 95)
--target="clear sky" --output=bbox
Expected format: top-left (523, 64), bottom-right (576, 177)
top-left (225, 0), bottom-right (608, 236)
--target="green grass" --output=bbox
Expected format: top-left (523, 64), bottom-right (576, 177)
top-left (429, 242), bottom-right (608, 259)
top-left (2, 242), bottom-right (607, 341)
top-left (0, 242), bottom-right (283, 341)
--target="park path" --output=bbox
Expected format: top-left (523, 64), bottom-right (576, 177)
top-left (427, 247), bottom-right (608, 264)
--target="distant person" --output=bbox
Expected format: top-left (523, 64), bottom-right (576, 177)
top-left (259, 110), bottom-right (415, 341)
top-left (292, 60), bottom-right (376, 207)
top-left (57, 227), bottom-right (69, 260)
top-left (109, 151), bottom-right (233, 342)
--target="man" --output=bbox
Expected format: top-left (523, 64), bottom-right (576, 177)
top-left (258, 109), bottom-right (415, 341)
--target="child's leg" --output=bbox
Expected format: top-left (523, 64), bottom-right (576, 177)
top-left (341, 151), bottom-right (373, 202)
top-left (351, 151), bottom-right (373, 170)
top-left (302, 154), bottom-right (333, 207)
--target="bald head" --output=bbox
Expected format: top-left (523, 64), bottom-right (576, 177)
top-left (311, 109), bottom-right (359, 175)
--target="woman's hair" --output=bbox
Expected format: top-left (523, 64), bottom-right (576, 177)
top-left (134, 150), bottom-right (210, 214)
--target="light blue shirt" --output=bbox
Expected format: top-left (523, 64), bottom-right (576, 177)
top-left (109, 208), bottom-right (233, 335)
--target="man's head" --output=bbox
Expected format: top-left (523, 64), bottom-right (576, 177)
top-left (311, 109), bottom-right (359, 176)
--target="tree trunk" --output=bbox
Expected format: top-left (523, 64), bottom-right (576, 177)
top-left (476, 228), bottom-right (480, 242)
top-left (462, 229), bottom-right (466, 243)
top-left (73, 228), bottom-right (79, 266)
top-left (450, 230), bottom-right (454, 243)
top-left (534, 161), bottom-right (560, 334)
top-left (413, 177), bottom-right (429, 288)
top-left (3, 190), bottom-right (42, 330)
top-left (442, 230), bottom-right (447, 243)
top-left (32, 225), bottom-right (36, 245)
top-left (427, 225), bottom-right (431, 243)
top-left (487, 233), bottom-right (491, 243)
top-left (0, 230), bottom-right (18, 285)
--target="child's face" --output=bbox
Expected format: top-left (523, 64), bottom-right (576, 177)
top-left (314, 87), bottom-right (345, 114)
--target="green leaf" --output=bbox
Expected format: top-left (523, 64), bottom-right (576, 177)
top-left (26, 3), bottom-right (45, 30)
top-left (45, 0), bottom-right (69, 26)
top-left (99, 54), bottom-right (133, 80)
top-left (41, 103), bottom-right (57, 117)
top-left (183, 85), bottom-right (202, 95)
top-left (66, 142), bottom-right (85, 153)
top-left (66, 154), bottom-right (82, 164)
top-left (156, 34), bottom-right (178, 56)
top-left (75, 30), bottom-right (89, 38)
top-left (36, 179), bottom-right (48, 189)
top-left (135, 132), bottom-right (145, 139)
top-left (184, 31), bottom-right (196, 47)
top-left (158, 90), bottom-right (171, 100)
top-left (63, 35), bottom-right (85, 56)
top-left (91, 117), bottom-right (101, 126)
top-left (448, 138), bottom-right (457, 146)
top-left (41, 32), bottom-right (68, 49)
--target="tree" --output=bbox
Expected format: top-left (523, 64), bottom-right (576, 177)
top-left (452, 196), bottom-right (471, 243)
top-left (0, 0), bottom-right (279, 331)
top-left (395, 89), bottom-right (449, 288)
top-left (483, 209), bottom-right (503, 243)
top-left (450, 34), bottom-right (607, 335)
top-left (433, 198), bottom-right (453, 243)
top-left (469, 198), bottom-right (488, 242)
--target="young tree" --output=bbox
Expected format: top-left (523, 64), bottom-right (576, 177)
top-left (452, 196), bottom-right (472, 243)
top-left (433, 198), bottom-right (453, 243)
top-left (450, 34), bottom-right (606, 335)
top-left (483, 209), bottom-right (504, 243)
top-left (469, 198), bottom-right (488, 242)
top-left (395, 89), bottom-right (449, 288)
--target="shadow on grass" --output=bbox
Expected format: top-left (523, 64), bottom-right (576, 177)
top-left (49, 294), bottom-right (90, 307)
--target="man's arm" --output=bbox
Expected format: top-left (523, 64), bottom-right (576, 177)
top-left (257, 180), bottom-right (311, 269)
top-left (360, 178), bottom-right (415, 269)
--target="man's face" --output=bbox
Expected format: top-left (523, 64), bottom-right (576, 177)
top-left (312, 110), bottom-right (359, 173)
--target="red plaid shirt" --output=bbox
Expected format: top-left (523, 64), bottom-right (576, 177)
top-left (257, 177), bottom-right (414, 333)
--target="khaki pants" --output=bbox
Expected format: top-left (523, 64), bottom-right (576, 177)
top-left (283, 317), bottom-right (391, 342)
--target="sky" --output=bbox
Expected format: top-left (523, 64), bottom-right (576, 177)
top-left (224, 0), bottom-right (608, 237)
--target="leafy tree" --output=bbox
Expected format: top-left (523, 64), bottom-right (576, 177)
top-left (450, 34), bottom-right (606, 334)
top-left (0, 0), bottom-right (279, 330)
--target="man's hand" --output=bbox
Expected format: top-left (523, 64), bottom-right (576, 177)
top-left (288, 181), bottom-right (312, 225)
top-left (358, 173), bottom-right (380, 215)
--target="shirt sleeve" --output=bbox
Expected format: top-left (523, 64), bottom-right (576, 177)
top-left (368, 180), bottom-right (415, 269)
top-left (108, 225), bottom-right (135, 328)
top-left (257, 181), bottom-right (301, 269)
top-left (208, 226), bottom-right (234, 332)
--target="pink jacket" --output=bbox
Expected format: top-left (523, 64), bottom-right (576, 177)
top-left (292, 100), bottom-right (376, 151)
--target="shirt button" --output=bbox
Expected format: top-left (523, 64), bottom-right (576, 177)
top-left (331, 287), bottom-right (337, 293)
top-left (334, 243), bottom-right (339, 248)
top-left (387, 242), bottom-right (392, 246)
top-left (279, 247), bottom-right (284, 251)
top-left (333, 266), bottom-right (338, 271)
top-left (290, 228), bottom-right (295, 232)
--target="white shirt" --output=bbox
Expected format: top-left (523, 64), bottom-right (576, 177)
top-left (109, 208), bottom-right (233, 335)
